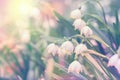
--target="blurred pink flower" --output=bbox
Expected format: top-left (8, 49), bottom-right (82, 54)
top-left (0, 0), bottom-right (8, 13)
top-left (68, 60), bottom-right (82, 74)
top-left (74, 44), bottom-right (88, 55)
top-left (39, 78), bottom-right (45, 80)
top-left (115, 59), bottom-right (120, 73)
top-left (81, 26), bottom-right (93, 37)
top-left (107, 54), bottom-right (119, 67)
top-left (5, 65), bottom-right (13, 75)
top-left (73, 19), bottom-right (86, 30)
top-left (47, 43), bottom-right (59, 56)
top-left (70, 9), bottom-right (81, 19)
top-left (40, 1), bottom-right (65, 18)
top-left (11, 44), bottom-right (25, 54)
top-left (60, 41), bottom-right (74, 55)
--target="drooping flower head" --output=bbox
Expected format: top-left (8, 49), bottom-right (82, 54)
top-left (81, 26), bottom-right (93, 37)
top-left (68, 60), bottom-right (82, 74)
top-left (47, 43), bottom-right (59, 56)
top-left (74, 43), bottom-right (88, 55)
top-left (73, 19), bottom-right (86, 30)
top-left (70, 9), bottom-right (81, 19)
top-left (60, 41), bottom-right (74, 55)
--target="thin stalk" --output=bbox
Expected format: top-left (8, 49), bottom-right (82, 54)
top-left (96, 1), bottom-right (107, 24)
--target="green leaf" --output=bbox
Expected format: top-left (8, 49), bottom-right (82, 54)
top-left (113, 10), bottom-right (120, 48)
top-left (53, 11), bottom-right (79, 37)
top-left (88, 24), bottom-right (111, 46)
top-left (89, 35), bottom-right (115, 54)
top-left (86, 14), bottom-right (106, 27)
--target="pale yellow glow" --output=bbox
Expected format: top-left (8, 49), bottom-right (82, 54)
top-left (19, 3), bottom-right (31, 15)
top-left (7, 0), bottom-right (34, 20)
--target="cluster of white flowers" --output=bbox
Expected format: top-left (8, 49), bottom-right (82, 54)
top-left (70, 8), bottom-right (93, 37)
top-left (46, 8), bottom-right (95, 75)
top-left (47, 40), bottom-right (88, 74)
top-left (47, 41), bottom-right (74, 56)
top-left (47, 41), bottom-right (88, 56)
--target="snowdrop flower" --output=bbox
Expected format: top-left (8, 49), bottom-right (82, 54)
top-left (70, 9), bottom-right (81, 19)
top-left (47, 43), bottom-right (59, 56)
top-left (68, 60), bottom-right (82, 74)
top-left (74, 44), bottom-right (88, 55)
top-left (60, 41), bottom-right (74, 55)
top-left (73, 19), bottom-right (86, 30)
top-left (81, 26), bottom-right (93, 37)
top-left (107, 54), bottom-right (119, 67)
top-left (115, 59), bottom-right (120, 73)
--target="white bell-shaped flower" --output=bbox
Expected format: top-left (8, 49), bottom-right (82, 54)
top-left (81, 26), bottom-right (93, 37)
top-left (68, 60), bottom-right (82, 74)
top-left (73, 19), bottom-right (86, 30)
top-left (47, 43), bottom-right (59, 56)
top-left (74, 43), bottom-right (88, 55)
top-left (60, 41), bottom-right (74, 55)
top-left (70, 9), bottom-right (81, 19)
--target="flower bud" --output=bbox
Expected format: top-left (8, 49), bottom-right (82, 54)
top-left (81, 26), bottom-right (93, 37)
top-left (47, 43), bottom-right (59, 56)
top-left (70, 9), bottom-right (81, 19)
top-left (74, 44), bottom-right (87, 55)
top-left (73, 19), bottom-right (86, 30)
top-left (60, 41), bottom-right (74, 55)
top-left (68, 60), bottom-right (82, 74)
top-left (107, 54), bottom-right (119, 67)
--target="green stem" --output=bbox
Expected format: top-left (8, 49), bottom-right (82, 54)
top-left (96, 1), bottom-right (107, 24)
